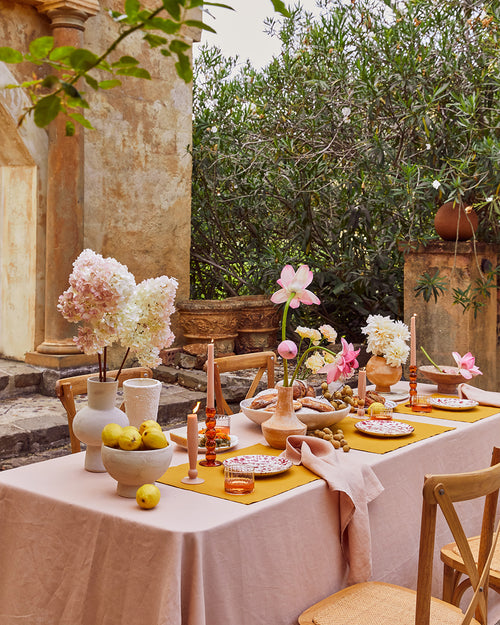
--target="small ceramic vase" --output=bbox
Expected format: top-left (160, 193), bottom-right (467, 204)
top-left (261, 385), bottom-right (307, 449)
top-left (365, 355), bottom-right (402, 393)
top-left (122, 378), bottom-right (162, 428)
top-left (73, 377), bottom-right (129, 472)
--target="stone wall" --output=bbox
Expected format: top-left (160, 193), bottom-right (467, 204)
top-left (402, 241), bottom-right (499, 391)
top-left (0, 0), bottom-right (198, 361)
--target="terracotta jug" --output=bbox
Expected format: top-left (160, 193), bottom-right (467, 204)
top-left (365, 355), bottom-right (402, 393)
top-left (261, 385), bottom-right (307, 449)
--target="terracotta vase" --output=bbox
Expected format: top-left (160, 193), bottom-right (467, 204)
top-left (365, 355), bottom-right (402, 393)
top-left (261, 385), bottom-right (307, 450)
top-left (72, 377), bottom-right (129, 472)
top-left (434, 201), bottom-right (479, 241)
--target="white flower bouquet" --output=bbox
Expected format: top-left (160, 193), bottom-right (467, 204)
top-left (361, 314), bottom-right (410, 367)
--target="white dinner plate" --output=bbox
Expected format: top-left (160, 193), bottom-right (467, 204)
top-left (373, 390), bottom-right (409, 402)
top-left (429, 397), bottom-right (479, 411)
top-left (354, 419), bottom-right (414, 438)
top-left (223, 454), bottom-right (293, 476)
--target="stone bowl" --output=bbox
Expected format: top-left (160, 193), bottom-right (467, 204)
top-left (418, 365), bottom-right (465, 394)
top-left (101, 443), bottom-right (173, 498)
top-left (240, 396), bottom-right (351, 430)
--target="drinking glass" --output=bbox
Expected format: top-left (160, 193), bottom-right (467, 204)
top-left (215, 414), bottom-right (231, 435)
top-left (224, 464), bottom-right (254, 495)
top-left (411, 396), bottom-right (432, 413)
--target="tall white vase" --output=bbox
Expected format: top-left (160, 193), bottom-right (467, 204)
top-left (73, 377), bottom-right (129, 472)
top-left (122, 378), bottom-right (162, 428)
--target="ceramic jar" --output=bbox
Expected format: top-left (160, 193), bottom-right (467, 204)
top-left (122, 378), bottom-right (162, 428)
top-left (72, 377), bottom-right (129, 472)
top-left (365, 355), bottom-right (402, 393)
top-left (261, 385), bottom-right (307, 449)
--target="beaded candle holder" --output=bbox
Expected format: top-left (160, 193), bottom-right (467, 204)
top-left (199, 406), bottom-right (222, 467)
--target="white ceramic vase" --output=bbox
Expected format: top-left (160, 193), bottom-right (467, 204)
top-left (73, 377), bottom-right (129, 473)
top-left (122, 378), bottom-right (162, 428)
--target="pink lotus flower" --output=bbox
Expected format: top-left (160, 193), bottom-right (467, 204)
top-left (278, 340), bottom-right (298, 360)
top-left (451, 351), bottom-right (482, 379)
top-left (271, 264), bottom-right (321, 309)
top-left (318, 338), bottom-right (360, 384)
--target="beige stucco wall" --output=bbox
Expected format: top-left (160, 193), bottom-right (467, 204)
top-left (0, 0), bottom-right (197, 359)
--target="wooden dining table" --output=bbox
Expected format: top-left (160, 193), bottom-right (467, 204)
top-left (1, 381), bottom-right (500, 625)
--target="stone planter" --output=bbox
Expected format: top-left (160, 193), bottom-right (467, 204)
top-left (227, 295), bottom-right (280, 354)
top-left (177, 299), bottom-right (241, 355)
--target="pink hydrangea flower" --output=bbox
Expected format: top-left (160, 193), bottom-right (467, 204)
top-left (271, 264), bottom-right (321, 309)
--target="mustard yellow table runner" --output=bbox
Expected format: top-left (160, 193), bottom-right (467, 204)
top-left (158, 443), bottom-right (319, 504)
top-left (338, 416), bottom-right (455, 454)
top-left (393, 395), bottom-right (499, 423)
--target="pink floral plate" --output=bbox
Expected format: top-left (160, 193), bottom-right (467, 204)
top-left (354, 419), bottom-right (415, 438)
top-left (222, 455), bottom-right (293, 476)
top-left (429, 397), bottom-right (479, 411)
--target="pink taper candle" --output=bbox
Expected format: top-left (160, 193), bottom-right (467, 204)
top-left (207, 342), bottom-right (214, 410)
top-left (181, 403), bottom-right (204, 485)
top-left (410, 314), bottom-right (416, 367)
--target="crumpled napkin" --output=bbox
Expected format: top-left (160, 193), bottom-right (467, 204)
top-left (282, 435), bottom-right (384, 584)
top-left (459, 383), bottom-right (500, 407)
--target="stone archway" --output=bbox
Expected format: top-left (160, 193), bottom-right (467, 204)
top-left (0, 62), bottom-right (48, 359)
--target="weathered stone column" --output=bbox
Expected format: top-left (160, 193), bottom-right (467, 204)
top-left (26, 0), bottom-right (99, 366)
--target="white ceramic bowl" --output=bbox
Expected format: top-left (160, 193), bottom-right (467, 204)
top-left (240, 395), bottom-right (351, 430)
top-left (101, 443), bottom-right (173, 498)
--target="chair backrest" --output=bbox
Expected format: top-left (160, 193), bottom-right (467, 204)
top-left (55, 367), bottom-right (153, 453)
top-left (213, 351), bottom-right (275, 415)
top-left (415, 447), bottom-right (500, 625)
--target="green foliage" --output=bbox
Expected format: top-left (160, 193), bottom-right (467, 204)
top-left (0, 1), bottom-right (289, 132)
top-left (191, 0), bottom-right (500, 338)
top-left (414, 271), bottom-right (448, 303)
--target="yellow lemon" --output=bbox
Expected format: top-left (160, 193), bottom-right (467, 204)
top-left (368, 402), bottom-right (385, 416)
top-left (141, 427), bottom-right (168, 450)
top-left (139, 419), bottom-right (162, 436)
top-left (118, 427), bottom-right (142, 451)
top-left (101, 423), bottom-right (123, 448)
top-left (136, 484), bottom-right (161, 509)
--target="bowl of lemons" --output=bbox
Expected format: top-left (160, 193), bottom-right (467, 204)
top-left (101, 420), bottom-right (173, 498)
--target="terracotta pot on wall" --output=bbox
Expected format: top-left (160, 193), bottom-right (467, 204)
top-left (434, 201), bottom-right (479, 241)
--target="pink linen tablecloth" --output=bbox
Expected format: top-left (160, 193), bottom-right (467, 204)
top-left (1, 382), bottom-right (500, 625)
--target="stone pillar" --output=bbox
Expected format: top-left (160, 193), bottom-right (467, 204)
top-left (26, 0), bottom-right (99, 368)
top-left (402, 241), bottom-right (498, 391)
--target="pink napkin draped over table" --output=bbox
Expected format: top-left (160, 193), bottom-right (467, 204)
top-left (283, 435), bottom-right (384, 584)
top-left (459, 384), bottom-right (500, 407)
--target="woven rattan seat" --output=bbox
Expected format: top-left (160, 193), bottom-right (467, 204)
top-left (299, 447), bottom-right (500, 625)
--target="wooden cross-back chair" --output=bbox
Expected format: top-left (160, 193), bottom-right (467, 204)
top-left (299, 448), bottom-right (500, 625)
top-left (213, 351), bottom-right (275, 415)
top-left (441, 447), bottom-right (500, 624)
top-left (55, 367), bottom-right (153, 453)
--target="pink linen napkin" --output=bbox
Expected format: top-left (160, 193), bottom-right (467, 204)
top-left (283, 435), bottom-right (384, 584)
top-left (459, 383), bottom-right (500, 407)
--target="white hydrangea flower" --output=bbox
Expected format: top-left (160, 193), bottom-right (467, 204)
top-left (362, 314), bottom-right (409, 365)
top-left (384, 338), bottom-right (410, 367)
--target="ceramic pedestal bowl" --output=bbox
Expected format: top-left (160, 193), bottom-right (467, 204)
top-left (418, 365), bottom-right (465, 394)
top-left (101, 444), bottom-right (173, 498)
top-left (240, 396), bottom-right (351, 430)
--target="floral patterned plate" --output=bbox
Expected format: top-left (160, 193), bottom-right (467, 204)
top-left (429, 397), bottom-right (479, 411)
top-left (354, 419), bottom-right (415, 438)
top-left (222, 455), bottom-right (293, 476)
